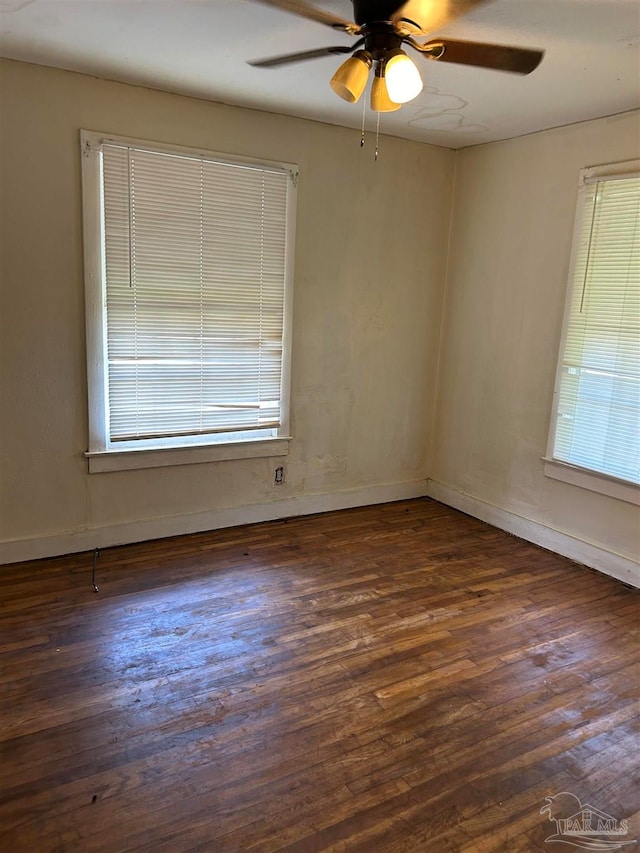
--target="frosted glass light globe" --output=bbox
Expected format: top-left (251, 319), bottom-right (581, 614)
top-left (384, 51), bottom-right (423, 103)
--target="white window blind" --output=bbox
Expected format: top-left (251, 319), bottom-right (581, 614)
top-left (100, 141), bottom-right (291, 444)
top-left (550, 171), bottom-right (640, 485)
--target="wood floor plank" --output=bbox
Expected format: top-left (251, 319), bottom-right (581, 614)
top-left (1, 498), bottom-right (638, 852)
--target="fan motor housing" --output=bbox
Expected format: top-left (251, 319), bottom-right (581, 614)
top-left (362, 23), bottom-right (404, 59)
top-left (352, 1), bottom-right (403, 25)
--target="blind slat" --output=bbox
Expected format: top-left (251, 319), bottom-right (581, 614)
top-left (101, 142), bottom-right (289, 442)
top-left (552, 174), bottom-right (640, 484)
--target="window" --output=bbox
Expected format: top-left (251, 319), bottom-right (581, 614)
top-left (81, 131), bottom-right (296, 472)
top-left (545, 161), bottom-right (639, 503)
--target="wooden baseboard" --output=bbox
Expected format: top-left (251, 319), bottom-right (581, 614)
top-left (426, 479), bottom-right (640, 588)
top-left (0, 479), bottom-right (429, 565)
top-left (5, 477), bottom-right (636, 588)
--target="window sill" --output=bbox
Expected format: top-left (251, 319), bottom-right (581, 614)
top-left (542, 458), bottom-right (640, 506)
top-left (86, 437), bottom-right (290, 473)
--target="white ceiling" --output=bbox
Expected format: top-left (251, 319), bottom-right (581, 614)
top-left (1, 0), bottom-right (639, 149)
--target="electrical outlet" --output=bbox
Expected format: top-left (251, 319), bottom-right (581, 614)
top-left (274, 466), bottom-right (284, 485)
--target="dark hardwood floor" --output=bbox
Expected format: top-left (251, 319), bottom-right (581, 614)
top-left (1, 498), bottom-right (638, 852)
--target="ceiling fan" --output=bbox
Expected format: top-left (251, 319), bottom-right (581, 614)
top-left (248, 0), bottom-right (544, 112)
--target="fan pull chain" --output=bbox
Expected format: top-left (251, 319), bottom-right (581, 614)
top-left (360, 91), bottom-right (366, 148)
top-left (375, 111), bottom-right (381, 161)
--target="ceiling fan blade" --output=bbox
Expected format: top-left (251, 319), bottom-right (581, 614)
top-left (415, 38), bottom-right (544, 74)
top-left (249, 45), bottom-right (356, 68)
top-left (390, 0), bottom-right (491, 36)
top-left (249, 0), bottom-right (360, 34)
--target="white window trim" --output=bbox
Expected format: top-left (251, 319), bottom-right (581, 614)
top-left (543, 158), bottom-right (640, 505)
top-left (80, 130), bottom-right (297, 472)
top-left (86, 437), bottom-right (290, 474)
top-left (542, 457), bottom-right (639, 506)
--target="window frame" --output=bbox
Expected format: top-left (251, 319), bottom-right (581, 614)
top-left (80, 130), bottom-right (297, 472)
top-left (543, 159), bottom-right (640, 506)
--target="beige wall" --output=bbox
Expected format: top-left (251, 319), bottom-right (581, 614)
top-left (0, 59), bottom-right (454, 553)
top-left (430, 111), bottom-right (640, 565)
top-left (1, 58), bottom-right (638, 569)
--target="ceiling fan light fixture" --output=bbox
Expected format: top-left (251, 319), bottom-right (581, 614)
top-left (330, 50), bottom-right (372, 103)
top-left (384, 49), bottom-right (423, 104)
top-left (371, 66), bottom-right (401, 112)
